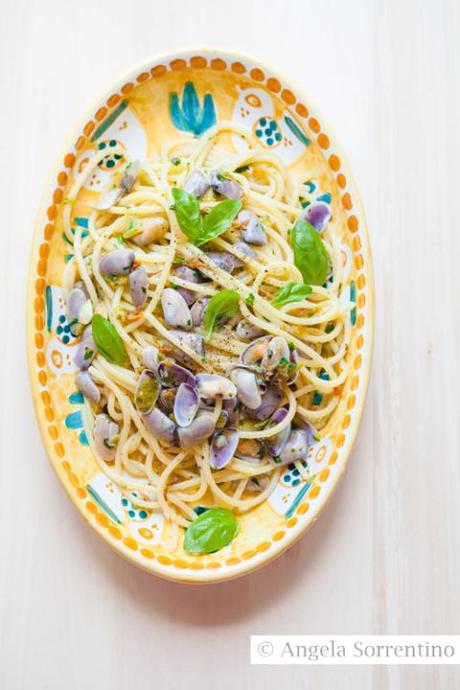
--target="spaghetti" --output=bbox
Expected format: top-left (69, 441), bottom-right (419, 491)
top-left (63, 122), bottom-right (350, 535)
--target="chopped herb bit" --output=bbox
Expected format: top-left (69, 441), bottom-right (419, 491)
top-left (171, 157), bottom-right (181, 166)
top-left (288, 341), bottom-right (295, 351)
top-left (235, 164), bottom-right (250, 173)
top-left (245, 293), bottom-right (255, 307)
top-left (325, 323), bottom-right (335, 334)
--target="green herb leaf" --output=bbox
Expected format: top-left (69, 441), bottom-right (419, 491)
top-left (172, 187), bottom-right (241, 247)
top-left (199, 199), bottom-right (242, 246)
top-left (245, 292), bottom-right (255, 307)
top-left (171, 187), bottom-right (202, 243)
top-left (291, 219), bottom-right (329, 285)
top-left (203, 289), bottom-right (240, 339)
top-left (271, 282), bottom-right (312, 308)
top-left (171, 157), bottom-right (181, 166)
top-left (183, 507), bottom-right (239, 554)
top-left (92, 314), bottom-right (129, 366)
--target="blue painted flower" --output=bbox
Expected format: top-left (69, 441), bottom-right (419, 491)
top-left (169, 82), bottom-right (216, 136)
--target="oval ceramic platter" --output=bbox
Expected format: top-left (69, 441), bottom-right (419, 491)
top-left (27, 49), bottom-right (373, 583)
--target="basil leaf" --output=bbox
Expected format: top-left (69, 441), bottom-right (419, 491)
top-left (198, 199), bottom-right (242, 246)
top-left (184, 507), bottom-right (238, 554)
top-left (291, 219), bottom-right (329, 285)
top-left (272, 282), bottom-right (312, 307)
top-left (203, 289), bottom-right (239, 339)
top-left (92, 314), bottom-right (129, 366)
top-left (172, 187), bottom-right (202, 243)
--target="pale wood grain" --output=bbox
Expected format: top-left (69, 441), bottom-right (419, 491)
top-left (0, 0), bottom-right (459, 688)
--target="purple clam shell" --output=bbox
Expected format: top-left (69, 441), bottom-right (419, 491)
top-left (265, 408), bottom-right (291, 457)
top-left (210, 428), bottom-right (240, 469)
top-left (210, 170), bottom-right (243, 200)
top-left (170, 330), bottom-right (205, 359)
top-left (238, 210), bottom-right (267, 245)
top-left (135, 370), bottom-right (160, 413)
top-left (120, 160), bottom-right (140, 195)
top-left (74, 326), bottom-right (96, 370)
top-left (174, 383), bottom-right (199, 427)
top-left (246, 387), bottom-right (282, 421)
top-left (196, 373), bottom-right (237, 400)
top-left (143, 407), bottom-right (177, 445)
top-left (206, 251), bottom-right (242, 274)
top-left (300, 201), bottom-right (331, 232)
top-left (184, 170), bottom-right (210, 197)
top-left (75, 371), bottom-right (100, 404)
top-left (161, 288), bottom-right (192, 329)
top-left (234, 241), bottom-right (255, 259)
top-left (99, 249), bottom-right (135, 276)
top-left (94, 414), bottom-right (119, 461)
top-left (175, 287), bottom-right (196, 306)
top-left (177, 413), bottom-right (215, 448)
top-left (279, 429), bottom-right (309, 465)
top-left (223, 397), bottom-right (240, 427)
top-left (67, 283), bottom-right (88, 323)
top-left (157, 359), bottom-right (195, 388)
top-left (230, 367), bottom-right (262, 410)
top-left (129, 265), bottom-right (148, 307)
top-left (191, 297), bottom-right (210, 327)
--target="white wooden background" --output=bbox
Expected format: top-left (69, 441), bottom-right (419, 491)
top-left (1, 0), bottom-right (459, 688)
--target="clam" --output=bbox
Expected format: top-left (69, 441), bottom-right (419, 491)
top-left (238, 210), bottom-right (267, 245)
top-left (174, 287), bottom-right (195, 306)
top-left (184, 170), bottom-right (210, 197)
top-left (120, 160), bottom-right (140, 195)
top-left (235, 320), bottom-right (265, 342)
top-left (129, 265), bottom-right (148, 308)
top-left (157, 359), bottom-right (195, 388)
top-left (230, 367), bottom-right (261, 410)
top-left (132, 217), bottom-right (168, 246)
top-left (300, 201), bottom-right (331, 232)
top-left (223, 397), bottom-right (239, 427)
top-left (158, 387), bottom-right (177, 414)
top-left (135, 370), bottom-right (159, 413)
top-left (234, 241), bottom-right (255, 259)
top-left (195, 374), bottom-right (237, 400)
top-left (94, 414), bottom-right (119, 461)
top-left (177, 412), bottom-right (216, 448)
top-left (210, 170), bottom-right (243, 200)
top-left (240, 336), bottom-right (271, 366)
top-left (74, 326), bottom-right (96, 370)
top-left (67, 282), bottom-right (88, 331)
top-left (174, 383), bottom-right (199, 427)
top-left (210, 428), bottom-right (240, 469)
top-left (143, 407), bottom-right (177, 445)
top-left (142, 345), bottom-right (159, 372)
top-left (206, 251), bottom-right (242, 274)
top-left (261, 336), bottom-right (290, 372)
top-left (173, 265), bottom-right (203, 304)
top-left (265, 408), bottom-right (291, 457)
top-left (99, 249), bottom-right (135, 277)
top-left (279, 429), bottom-right (309, 465)
top-left (161, 288), bottom-right (192, 329)
top-left (235, 438), bottom-right (263, 464)
top-left (246, 387), bottom-right (282, 421)
top-left (191, 297), bottom-right (210, 327)
top-left (170, 330), bottom-right (205, 359)
top-left (67, 282), bottom-right (92, 335)
top-left (75, 371), bottom-right (100, 404)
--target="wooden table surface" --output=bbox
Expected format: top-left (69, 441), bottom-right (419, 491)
top-left (1, 0), bottom-right (459, 687)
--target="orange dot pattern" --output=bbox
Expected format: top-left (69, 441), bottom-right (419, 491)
top-left (30, 54), bottom-right (370, 576)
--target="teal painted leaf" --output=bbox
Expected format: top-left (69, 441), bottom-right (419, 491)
top-left (284, 116), bottom-right (311, 146)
